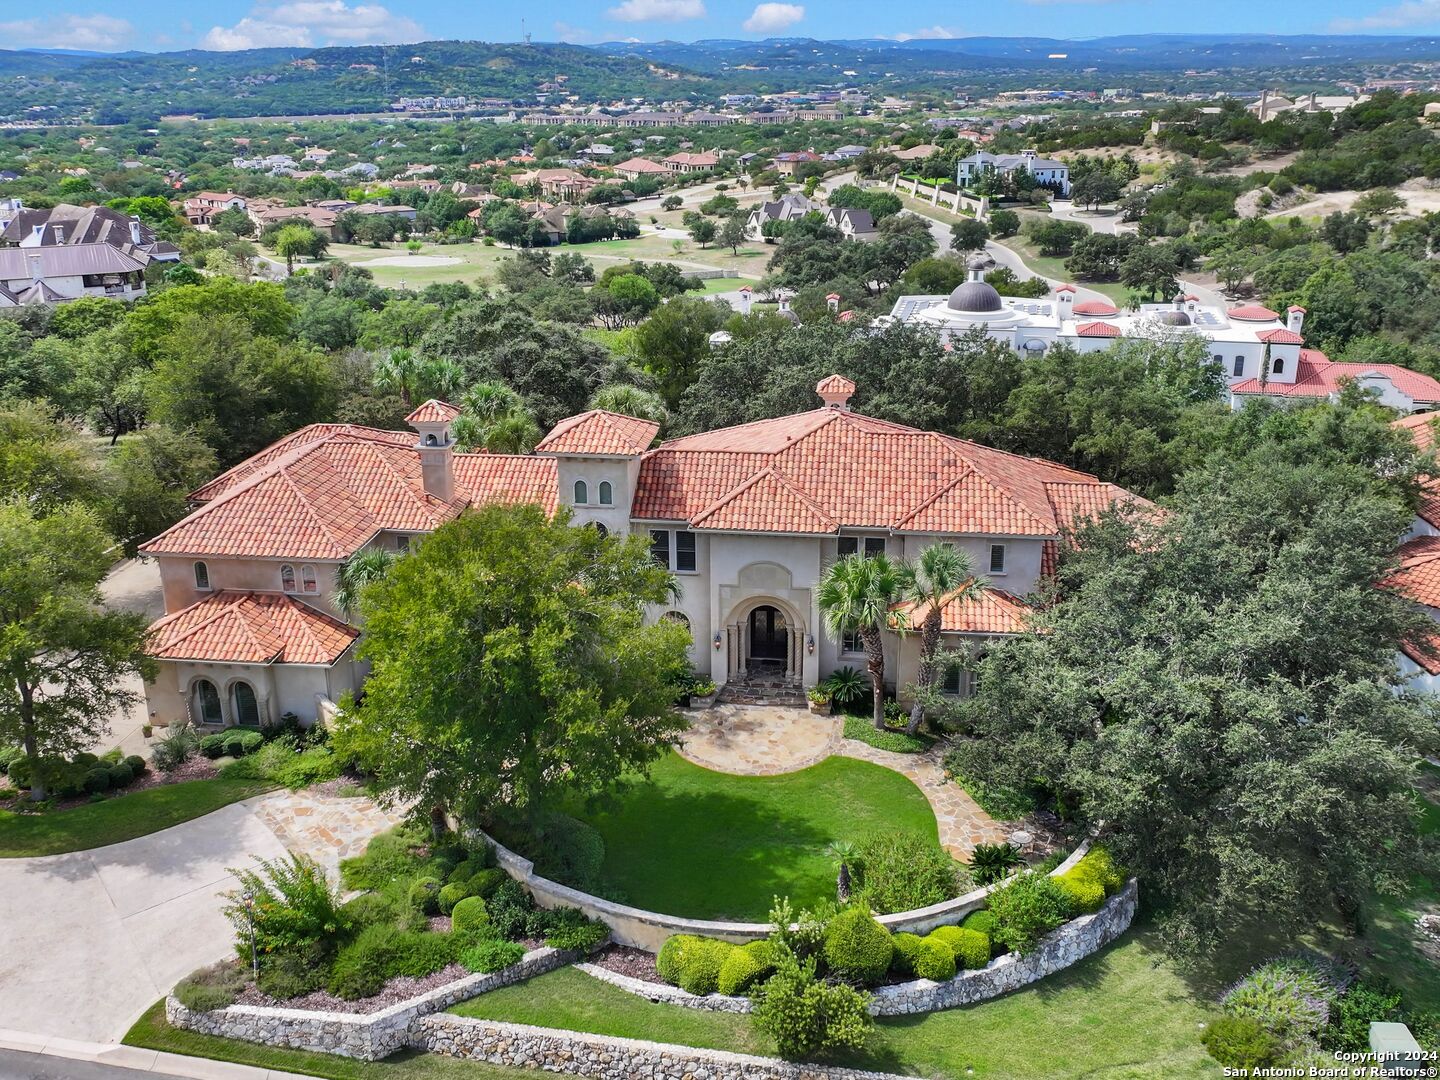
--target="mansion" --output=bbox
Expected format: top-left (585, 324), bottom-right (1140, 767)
top-left (886, 264), bottom-right (1440, 413)
top-left (137, 379), bottom-right (1142, 730)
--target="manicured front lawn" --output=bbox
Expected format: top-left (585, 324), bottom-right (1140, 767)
top-left (0, 778), bottom-right (272, 858)
top-left (991, 234), bottom-right (1131, 304)
top-left (455, 928), bottom-right (1219, 1079)
top-left (547, 752), bottom-right (938, 920)
top-left (124, 1000), bottom-right (525, 1080)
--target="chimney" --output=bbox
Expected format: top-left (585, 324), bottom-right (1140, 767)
top-left (1288, 305), bottom-right (1305, 334)
top-left (826, 292), bottom-right (840, 313)
top-left (816, 374), bottom-right (856, 411)
top-left (129, 216), bottom-right (142, 245)
top-left (1186, 295), bottom-right (1198, 314)
top-left (26, 252), bottom-right (42, 280)
top-left (406, 401), bottom-right (457, 503)
top-left (738, 286), bottom-right (752, 315)
top-left (1056, 284), bottom-right (1075, 320)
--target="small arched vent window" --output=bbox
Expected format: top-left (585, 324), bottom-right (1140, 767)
top-left (573, 480), bottom-right (588, 505)
top-left (599, 481), bottom-right (613, 505)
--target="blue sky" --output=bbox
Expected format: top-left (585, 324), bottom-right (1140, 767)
top-left (3, 0), bottom-right (1440, 54)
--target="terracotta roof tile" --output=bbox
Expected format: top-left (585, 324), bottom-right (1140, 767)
top-left (1231, 351), bottom-right (1440, 404)
top-left (190, 425), bottom-right (412, 503)
top-left (534, 410), bottom-right (660, 456)
top-left (405, 399), bottom-right (461, 424)
top-left (1076, 320), bottom-right (1122, 338)
top-left (1256, 328), bottom-right (1304, 345)
top-left (1228, 304), bottom-right (1280, 321)
top-left (452, 453), bottom-right (558, 514)
top-left (816, 373), bottom-right (856, 394)
top-left (1071, 300), bottom-right (1118, 316)
top-left (691, 468), bottom-right (838, 533)
top-left (893, 581), bottom-right (1032, 635)
top-left (146, 592), bottom-right (358, 665)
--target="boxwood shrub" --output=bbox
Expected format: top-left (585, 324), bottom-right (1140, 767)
top-left (467, 868), bottom-right (508, 899)
top-left (408, 876), bottom-right (442, 915)
top-left (83, 767), bottom-right (111, 794)
top-left (124, 754), bottom-right (147, 775)
top-left (450, 896), bottom-right (490, 937)
top-left (460, 938), bottom-right (525, 974)
top-left (656, 934), bottom-right (734, 995)
top-left (822, 906), bottom-right (893, 987)
top-left (199, 733), bottom-right (228, 759)
top-left (928, 925), bottom-right (990, 970)
top-left (717, 940), bottom-right (778, 995)
top-left (1055, 873), bottom-right (1106, 915)
top-left (107, 762), bottom-right (135, 788)
top-left (437, 881), bottom-right (472, 915)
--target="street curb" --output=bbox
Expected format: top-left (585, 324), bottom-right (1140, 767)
top-left (0, 1029), bottom-right (312, 1080)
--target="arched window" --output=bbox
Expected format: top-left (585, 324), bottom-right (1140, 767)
top-left (591, 522), bottom-right (609, 538)
top-left (194, 561), bottom-right (210, 590)
top-left (661, 610), bottom-right (690, 629)
top-left (193, 679), bottom-right (222, 725)
top-left (280, 564), bottom-right (296, 592)
top-left (233, 682), bottom-right (260, 727)
top-left (300, 565), bottom-right (318, 593)
top-left (424, 433), bottom-right (438, 446)
top-left (598, 481), bottom-right (613, 505)
top-left (573, 479), bottom-right (588, 505)
top-left (1273, 357), bottom-right (1285, 375)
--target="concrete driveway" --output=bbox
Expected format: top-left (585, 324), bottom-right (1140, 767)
top-left (0, 802), bottom-right (291, 1044)
top-left (96, 559), bottom-right (165, 760)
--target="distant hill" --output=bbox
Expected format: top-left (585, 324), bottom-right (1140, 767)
top-left (6, 33), bottom-right (1440, 124)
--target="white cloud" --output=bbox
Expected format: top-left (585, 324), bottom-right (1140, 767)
top-left (201, 1), bottom-right (425, 51)
top-left (605, 0), bottom-right (706, 22)
top-left (0, 14), bottom-right (134, 50)
top-left (1331, 0), bottom-right (1440, 29)
top-left (742, 2), bottom-right (804, 32)
top-left (884, 25), bottom-right (963, 41)
top-left (553, 21), bottom-right (600, 43)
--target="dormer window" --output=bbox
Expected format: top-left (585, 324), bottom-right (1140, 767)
top-left (573, 479), bottom-right (588, 505)
top-left (194, 561), bottom-right (210, 590)
top-left (599, 481), bottom-right (613, 505)
top-left (281, 564), bottom-right (296, 592)
top-left (1273, 357), bottom-right (1285, 375)
top-left (301, 565), bottom-right (318, 593)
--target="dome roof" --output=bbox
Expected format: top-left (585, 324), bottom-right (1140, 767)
top-left (947, 280), bottom-right (1003, 313)
top-left (777, 307), bottom-right (801, 325)
top-left (1157, 310), bottom-right (1191, 326)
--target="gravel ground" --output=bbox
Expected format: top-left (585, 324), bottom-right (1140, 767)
top-left (590, 944), bottom-right (665, 984)
top-left (235, 963), bottom-right (473, 1014)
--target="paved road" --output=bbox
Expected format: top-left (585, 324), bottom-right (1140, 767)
top-left (0, 1049), bottom-right (148, 1079)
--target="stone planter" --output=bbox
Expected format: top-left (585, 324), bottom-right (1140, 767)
top-left (807, 698), bottom-right (832, 715)
top-left (690, 692), bottom-right (717, 709)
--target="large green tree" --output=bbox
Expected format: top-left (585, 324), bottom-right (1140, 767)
top-left (332, 504), bottom-right (692, 829)
top-left (0, 501), bottom-right (153, 801)
top-left (950, 448), bottom-right (1439, 957)
top-left (103, 425), bottom-right (218, 556)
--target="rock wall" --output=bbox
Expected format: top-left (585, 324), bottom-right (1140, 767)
top-left (165, 946), bottom-right (571, 1061)
top-left (574, 962), bottom-right (753, 1012)
top-left (414, 1014), bottom-right (910, 1080)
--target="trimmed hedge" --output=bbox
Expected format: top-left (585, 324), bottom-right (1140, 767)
top-left (822, 906), bottom-right (893, 987)
top-left (460, 938), bottom-right (525, 974)
top-left (961, 909), bottom-right (997, 937)
top-left (1056, 873), bottom-right (1106, 914)
top-left (913, 935), bottom-right (958, 980)
top-left (656, 934), bottom-right (734, 995)
top-left (437, 881), bottom-right (472, 915)
top-left (450, 896), bottom-right (490, 937)
top-left (467, 868), bottom-right (507, 899)
top-left (408, 876), bottom-right (442, 915)
top-left (716, 940), bottom-right (777, 996)
top-left (929, 925), bottom-right (990, 970)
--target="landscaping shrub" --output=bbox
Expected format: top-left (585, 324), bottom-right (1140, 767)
top-left (341, 890), bottom-right (425, 934)
top-left (83, 767), bottom-right (111, 794)
top-left (1055, 873), bottom-right (1106, 915)
top-left (841, 714), bottom-right (931, 754)
top-left (257, 946), bottom-right (326, 1000)
top-left (717, 940), bottom-right (778, 996)
top-left (107, 762), bottom-right (134, 788)
top-left (541, 907), bottom-right (609, 953)
top-left (5, 754), bottom-right (31, 788)
top-left (985, 871), bottom-right (1072, 955)
top-left (486, 880), bottom-right (537, 940)
top-left (822, 906), bottom-right (893, 987)
top-left (448, 857), bottom-right (488, 884)
top-left (224, 854), bottom-right (350, 961)
top-left (460, 938), bottom-right (525, 974)
top-left (387, 931), bottom-right (459, 978)
top-left (0, 745), bottom-right (23, 776)
top-left (678, 937), bottom-right (733, 995)
top-left (1327, 978), bottom-right (1404, 1052)
top-left (961, 909), bottom-right (997, 937)
top-left (220, 735), bottom-right (342, 789)
top-left (853, 832), bottom-right (965, 915)
top-left (408, 876), bottom-right (442, 915)
top-left (527, 811), bottom-right (606, 892)
top-left (968, 842), bottom-right (1022, 886)
top-left (222, 732), bottom-right (246, 757)
top-left (174, 961), bottom-right (248, 1013)
top-left (1222, 955), bottom-right (1349, 1051)
top-left (339, 823), bottom-right (430, 891)
top-left (1202, 1015), bottom-right (1282, 1070)
top-left (467, 868), bottom-right (507, 899)
top-left (928, 926), bottom-right (990, 970)
top-left (889, 932), bottom-right (924, 976)
top-left (914, 936), bottom-right (958, 981)
top-left (152, 721), bottom-right (200, 773)
top-left (238, 729), bottom-right (264, 755)
top-left (657, 934), bottom-right (698, 985)
top-left (124, 754), bottom-right (146, 775)
top-left (1072, 846), bottom-right (1125, 893)
top-left (327, 924), bottom-right (401, 1000)
top-left (199, 734), bottom-right (228, 759)
top-left (437, 881), bottom-right (472, 915)
top-left (450, 896), bottom-right (490, 937)
top-left (942, 750), bottom-right (1037, 819)
top-left (76, 751), bottom-right (100, 767)
top-left (751, 949), bottom-right (873, 1060)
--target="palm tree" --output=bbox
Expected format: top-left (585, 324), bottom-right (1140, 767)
top-left (589, 384), bottom-right (668, 427)
top-left (452, 381), bottom-right (540, 454)
top-left (818, 552), bottom-right (903, 730)
top-left (827, 841), bottom-right (858, 904)
top-left (897, 544), bottom-right (981, 734)
top-left (373, 347), bottom-right (421, 405)
top-left (334, 548), bottom-right (398, 621)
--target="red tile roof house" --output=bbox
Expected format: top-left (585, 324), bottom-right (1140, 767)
top-left (1388, 414), bottom-right (1440, 691)
top-left (136, 381), bottom-right (1143, 729)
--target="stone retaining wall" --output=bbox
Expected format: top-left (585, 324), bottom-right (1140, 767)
top-left (479, 829), bottom-right (1097, 952)
top-left (165, 946), bottom-right (570, 1061)
top-left (414, 1014), bottom-right (910, 1080)
top-left (575, 878), bottom-right (1138, 1018)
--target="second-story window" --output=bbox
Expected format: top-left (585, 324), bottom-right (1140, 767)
top-left (838, 536), bottom-right (886, 558)
top-left (599, 481), bottom-right (613, 506)
top-left (301, 565), bottom-right (318, 593)
top-left (280, 564), bottom-right (296, 592)
top-left (675, 530), bottom-right (696, 572)
top-left (989, 544), bottom-right (1006, 574)
top-left (573, 479), bottom-right (588, 505)
top-left (194, 561), bottom-right (210, 590)
top-left (1273, 357), bottom-right (1285, 375)
top-left (650, 529), bottom-right (670, 569)
top-left (1232, 356), bottom-right (1244, 377)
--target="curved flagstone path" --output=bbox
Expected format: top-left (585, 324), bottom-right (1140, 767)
top-left (677, 704), bottom-right (1011, 858)
top-left (250, 785), bottom-right (408, 884)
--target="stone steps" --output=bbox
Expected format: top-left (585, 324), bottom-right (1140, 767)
top-left (715, 683), bottom-right (807, 708)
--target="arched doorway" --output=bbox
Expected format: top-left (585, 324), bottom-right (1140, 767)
top-left (232, 681), bottom-right (260, 727)
top-left (193, 679), bottom-right (223, 726)
top-left (748, 605), bottom-right (788, 667)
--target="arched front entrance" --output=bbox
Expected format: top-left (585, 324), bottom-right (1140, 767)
top-left (723, 596), bottom-right (806, 687)
top-left (748, 605), bottom-right (788, 665)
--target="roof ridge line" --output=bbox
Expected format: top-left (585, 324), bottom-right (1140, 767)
top-left (890, 472), bottom-right (967, 530)
top-left (276, 459), bottom-right (347, 559)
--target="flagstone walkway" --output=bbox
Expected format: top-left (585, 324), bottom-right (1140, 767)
top-left (249, 785), bottom-right (408, 884)
top-left (678, 704), bottom-right (1014, 858)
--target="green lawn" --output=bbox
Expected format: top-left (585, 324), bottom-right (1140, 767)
top-left (0, 778), bottom-right (273, 858)
top-left (124, 1001), bottom-right (526, 1080)
top-left (541, 752), bottom-right (938, 920)
top-left (990, 234), bottom-right (1131, 304)
top-left (454, 929), bottom-right (1220, 1079)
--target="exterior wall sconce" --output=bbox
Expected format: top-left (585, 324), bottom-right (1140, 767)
top-left (806, 634), bottom-right (815, 654)
top-left (713, 632), bottom-right (723, 650)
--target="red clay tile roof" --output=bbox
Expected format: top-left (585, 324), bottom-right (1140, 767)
top-left (1256, 328), bottom-right (1304, 345)
top-left (1076, 320), bottom-right (1122, 338)
top-left (1394, 412), bottom-right (1440, 452)
top-left (406, 399), bottom-right (461, 425)
top-left (816, 373), bottom-right (856, 394)
top-left (190, 425), bottom-right (413, 503)
top-left (452, 453), bottom-right (558, 514)
top-left (633, 407), bottom-right (1141, 536)
top-left (146, 591), bottom-right (358, 665)
top-left (1231, 350), bottom-right (1440, 404)
top-left (1055, 284), bottom-right (1076, 294)
top-left (1390, 536), bottom-right (1440, 673)
top-left (1071, 300), bottom-right (1118, 316)
top-left (534, 410), bottom-right (660, 456)
top-left (893, 581), bottom-right (1032, 635)
top-left (143, 430), bottom-right (468, 560)
top-left (1228, 304), bottom-right (1280, 321)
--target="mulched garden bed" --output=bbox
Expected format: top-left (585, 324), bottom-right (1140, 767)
top-left (0, 756), bottom-right (219, 813)
top-left (589, 944), bottom-right (664, 984)
top-left (234, 962), bottom-right (473, 1015)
